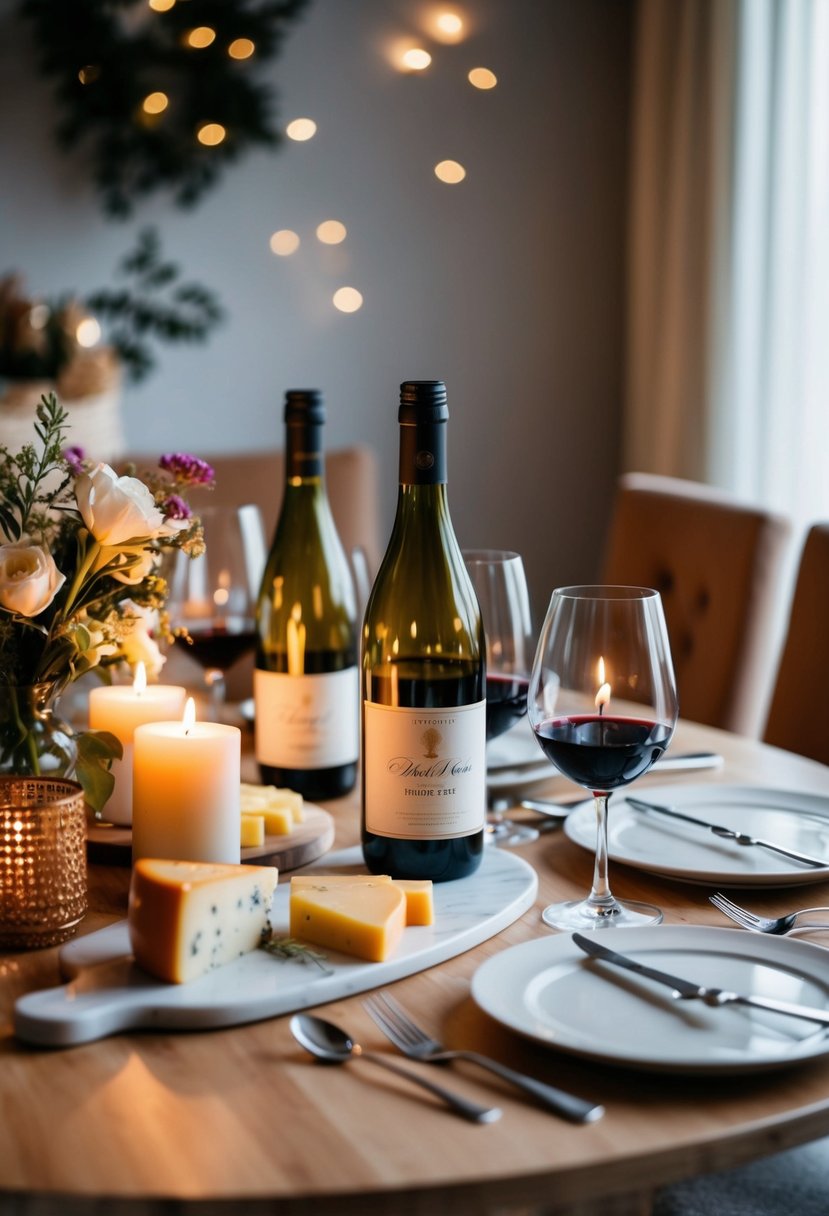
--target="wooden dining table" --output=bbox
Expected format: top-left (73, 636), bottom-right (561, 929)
top-left (3, 718), bottom-right (829, 1216)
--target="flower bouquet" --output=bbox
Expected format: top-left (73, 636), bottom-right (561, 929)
top-left (0, 392), bottom-right (212, 812)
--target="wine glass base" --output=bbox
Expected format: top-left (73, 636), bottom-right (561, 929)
top-left (541, 897), bottom-right (662, 932)
top-left (486, 819), bottom-right (540, 848)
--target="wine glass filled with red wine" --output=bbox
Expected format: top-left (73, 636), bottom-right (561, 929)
top-left (528, 585), bottom-right (678, 929)
top-left (168, 504), bottom-right (266, 720)
top-left (463, 549), bottom-right (537, 846)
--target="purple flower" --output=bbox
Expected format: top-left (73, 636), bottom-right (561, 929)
top-left (159, 452), bottom-right (215, 487)
top-left (161, 494), bottom-right (191, 521)
top-left (63, 445), bottom-right (85, 476)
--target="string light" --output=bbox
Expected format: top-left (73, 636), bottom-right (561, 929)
top-left (401, 48), bottom-right (432, 71)
top-left (142, 92), bottom-right (169, 115)
top-left (197, 123), bottom-right (226, 146)
top-left (434, 159), bottom-right (466, 183)
top-left (286, 118), bottom-right (317, 141)
top-left (316, 220), bottom-right (347, 245)
top-left (333, 287), bottom-right (363, 313)
top-left (270, 230), bottom-right (300, 256)
top-left (228, 38), bottom-right (255, 60)
top-left (468, 67), bottom-right (497, 90)
top-left (186, 27), bottom-right (216, 49)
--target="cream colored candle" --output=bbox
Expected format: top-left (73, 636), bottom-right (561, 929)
top-left (132, 700), bottom-right (241, 864)
top-left (88, 665), bottom-right (186, 826)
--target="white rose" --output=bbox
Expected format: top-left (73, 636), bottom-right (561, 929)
top-left (111, 547), bottom-right (158, 586)
top-left (0, 542), bottom-right (66, 617)
top-left (120, 613), bottom-right (166, 678)
top-left (76, 463), bottom-right (165, 545)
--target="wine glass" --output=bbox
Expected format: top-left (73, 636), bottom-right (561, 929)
top-left (463, 549), bottom-right (538, 847)
top-left (167, 504), bottom-right (266, 721)
top-left (528, 585), bottom-right (678, 929)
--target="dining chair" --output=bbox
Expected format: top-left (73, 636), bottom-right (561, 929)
top-left (763, 522), bottom-right (829, 765)
top-left (122, 445), bottom-right (382, 701)
top-left (601, 472), bottom-right (792, 737)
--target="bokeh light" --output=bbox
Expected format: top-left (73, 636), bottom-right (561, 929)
top-left (333, 287), bottom-right (363, 313)
top-left (149, 0), bottom-right (176, 10)
top-left (142, 92), bottom-right (169, 115)
top-left (286, 118), bottom-right (317, 141)
top-left (270, 230), bottom-right (300, 256)
top-left (316, 220), bottom-right (347, 245)
top-left (228, 38), bottom-right (255, 60)
top-left (434, 159), bottom-right (466, 184)
top-left (401, 48), bottom-right (432, 71)
top-left (468, 67), bottom-right (497, 90)
top-left (197, 123), bottom-right (226, 146)
top-left (76, 318), bottom-right (102, 348)
top-left (78, 65), bottom-right (101, 85)
top-left (186, 27), bottom-right (216, 49)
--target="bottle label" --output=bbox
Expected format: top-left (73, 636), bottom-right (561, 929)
top-left (363, 700), bottom-right (486, 838)
top-left (255, 668), bottom-right (359, 769)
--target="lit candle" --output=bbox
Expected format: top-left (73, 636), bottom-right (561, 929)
top-left (132, 698), bottom-right (241, 864)
top-left (595, 656), bottom-right (611, 715)
top-left (88, 664), bottom-right (187, 826)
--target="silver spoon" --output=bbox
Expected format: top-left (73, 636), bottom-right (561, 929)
top-left (289, 1013), bottom-right (501, 1123)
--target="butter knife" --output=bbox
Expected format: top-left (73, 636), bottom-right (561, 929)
top-left (627, 796), bottom-right (828, 868)
top-left (572, 933), bottom-right (829, 1026)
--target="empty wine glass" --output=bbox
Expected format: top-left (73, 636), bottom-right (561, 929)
top-left (167, 504), bottom-right (266, 721)
top-left (463, 549), bottom-right (537, 846)
top-left (528, 585), bottom-right (678, 929)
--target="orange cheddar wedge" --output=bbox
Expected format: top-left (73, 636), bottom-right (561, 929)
top-left (128, 858), bottom-right (278, 983)
top-left (289, 880), bottom-right (406, 962)
top-left (392, 879), bottom-right (435, 926)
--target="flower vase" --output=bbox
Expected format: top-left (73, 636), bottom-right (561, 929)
top-left (0, 685), bottom-right (78, 780)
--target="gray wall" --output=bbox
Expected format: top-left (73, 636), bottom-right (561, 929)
top-left (0, 0), bottom-right (632, 623)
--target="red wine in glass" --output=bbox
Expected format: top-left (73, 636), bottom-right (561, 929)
top-left (533, 714), bottom-right (672, 790)
top-left (485, 674), bottom-right (530, 741)
top-left (186, 620), bottom-right (257, 672)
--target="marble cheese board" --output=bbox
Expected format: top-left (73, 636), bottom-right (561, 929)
top-left (14, 845), bottom-right (538, 1047)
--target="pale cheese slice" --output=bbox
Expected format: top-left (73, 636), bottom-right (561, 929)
top-left (289, 881), bottom-right (406, 962)
top-left (128, 858), bottom-right (278, 983)
top-left (241, 813), bottom-right (265, 847)
top-left (240, 782), bottom-right (304, 823)
top-left (290, 874), bottom-right (432, 926)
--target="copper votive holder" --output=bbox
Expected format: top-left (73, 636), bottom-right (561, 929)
top-left (0, 776), bottom-right (88, 950)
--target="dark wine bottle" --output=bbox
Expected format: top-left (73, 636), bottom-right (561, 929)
top-left (361, 380), bottom-right (486, 880)
top-left (254, 389), bottom-right (358, 799)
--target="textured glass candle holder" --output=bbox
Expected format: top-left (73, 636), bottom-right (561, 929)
top-left (0, 777), bottom-right (87, 950)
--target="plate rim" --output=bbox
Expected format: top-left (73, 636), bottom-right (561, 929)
top-left (471, 924), bottom-right (829, 1073)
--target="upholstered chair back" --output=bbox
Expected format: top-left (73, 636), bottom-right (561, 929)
top-left (763, 523), bottom-right (829, 765)
top-left (601, 472), bottom-right (792, 736)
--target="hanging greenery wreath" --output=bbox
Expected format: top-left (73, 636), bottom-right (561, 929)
top-left (18, 0), bottom-right (310, 217)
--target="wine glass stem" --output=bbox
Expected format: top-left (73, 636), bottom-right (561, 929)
top-left (205, 668), bottom-right (226, 722)
top-left (588, 793), bottom-right (619, 914)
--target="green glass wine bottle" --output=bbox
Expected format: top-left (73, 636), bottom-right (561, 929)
top-left (254, 390), bottom-right (358, 799)
top-left (361, 380), bottom-right (486, 880)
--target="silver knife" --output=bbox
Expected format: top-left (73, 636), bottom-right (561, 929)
top-left (627, 796), bottom-right (828, 869)
top-left (572, 933), bottom-right (829, 1026)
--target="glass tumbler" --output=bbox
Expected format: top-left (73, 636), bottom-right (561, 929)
top-left (0, 777), bottom-right (87, 950)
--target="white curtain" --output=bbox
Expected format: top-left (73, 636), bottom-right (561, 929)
top-left (626, 0), bottom-right (829, 530)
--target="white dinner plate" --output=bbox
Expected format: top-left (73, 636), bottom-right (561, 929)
top-left (564, 785), bottom-right (829, 887)
top-left (472, 926), bottom-right (829, 1073)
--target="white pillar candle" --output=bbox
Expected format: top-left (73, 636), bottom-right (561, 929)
top-left (88, 666), bottom-right (187, 826)
top-left (132, 701), bottom-right (241, 864)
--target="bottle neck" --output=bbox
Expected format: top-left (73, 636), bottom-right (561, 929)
top-left (398, 418), bottom-right (447, 486)
top-left (285, 420), bottom-right (324, 481)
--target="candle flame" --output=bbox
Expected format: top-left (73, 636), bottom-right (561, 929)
top-left (595, 656), bottom-right (611, 711)
top-left (133, 661), bottom-right (147, 695)
top-left (183, 697), bottom-right (196, 734)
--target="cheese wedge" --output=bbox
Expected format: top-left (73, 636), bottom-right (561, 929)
top-left (240, 813), bottom-right (265, 848)
top-left (290, 874), bottom-right (432, 926)
top-left (392, 879), bottom-right (435, 926)
top-left (289, 880), bottom-right (406, 962)
top-left (128, 858), bottom-right (278, 983)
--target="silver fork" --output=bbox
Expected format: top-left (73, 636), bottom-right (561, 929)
top-left (710, 891), bottom-right (829, 936)
top-left (363, 991), bottom-right (604, 1123)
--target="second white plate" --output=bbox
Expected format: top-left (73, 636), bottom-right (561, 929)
top-left (472, 926), bottom-right (829, 1073)
top-left (564, 784), bottom-right (829, 887)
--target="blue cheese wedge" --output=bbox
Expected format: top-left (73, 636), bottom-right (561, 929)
top-left (128, 858), bottom-right (278, 983)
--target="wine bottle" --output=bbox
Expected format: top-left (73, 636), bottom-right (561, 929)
top-left (361, 380), bottom-right (486, 880)
top-left (254, 389), bottom-right (358, 799)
